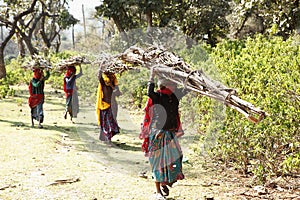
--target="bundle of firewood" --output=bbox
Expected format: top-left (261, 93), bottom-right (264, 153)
top-left (22, 55), bottom-right (53, 70)
top-left (55, 56), bottom-right (91, 71)
top-left (95, 45), bottom-right (266, 123)
top-left (93, 53), bottom-right (138, 74)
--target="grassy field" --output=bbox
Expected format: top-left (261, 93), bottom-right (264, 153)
top-left (0, 85), bottom-right (298, 200)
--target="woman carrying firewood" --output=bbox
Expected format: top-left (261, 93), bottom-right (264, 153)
top-left (95, 69), bottom-right (120, 145)
top-left (141, 67), bottom-right (188, 200)
top-left (28, 68), bottom-right (50, 128)
top-left (63, 65), bottom-right (82, 121)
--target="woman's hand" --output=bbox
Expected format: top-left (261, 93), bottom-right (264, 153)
top-left (149, 66), bottom-right (156, 82)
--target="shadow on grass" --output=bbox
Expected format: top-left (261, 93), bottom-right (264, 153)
top-left (112, 140), bottom-right (141, 151)
top-left (0, 119), bottom-right (27, 127)
top-left (68, 122), bottom-right (149, 174)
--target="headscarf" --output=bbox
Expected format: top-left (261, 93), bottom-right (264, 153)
top-left (64, 66), bottom-right (76, 78)
top-left (102, 72), bottom-right (117, 86)
top-left (63, 66), bottom-right (76, 97)
top-left (33, 68), bottom-right (42, 79)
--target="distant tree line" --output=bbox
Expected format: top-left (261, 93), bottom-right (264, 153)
top-left (95, 0), bottom-right (300, 44)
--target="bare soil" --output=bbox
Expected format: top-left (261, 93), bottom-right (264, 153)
top-left (0, 86), bottom-right (299, 200)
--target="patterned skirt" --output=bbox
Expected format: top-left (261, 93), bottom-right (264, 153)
top-left (31, 100), bottom-right (44, 123)
top-left (148, 128), bottom-right (184, 185)
top-left (99, 107), bottom-right (120, 141)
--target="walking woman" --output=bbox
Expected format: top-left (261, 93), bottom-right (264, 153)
top-left (96, 69), bottom-right (120, 144)
top-left (28, 68), bottom-right (50, 128)
top-left (142, 67), bottom-right (187, 200)
top-left (63, 65), bottom-right (82, 120)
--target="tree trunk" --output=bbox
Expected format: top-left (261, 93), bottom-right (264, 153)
top-left (22, 35), bottom-right (39, 56)
top-left (16, 32), bottom-right (26, 57)
top-left (82, 4), bottom-right (86, 38)
top-left (72, 24), bottom-right (75, 49)
top-left (112, 15), bottom-right (128, 41)
top-left (145, 10), bottom-right (152, 33)
top-left (55, 34), bottom-right (61, 53)
top-left (0, 48), bottom-right (6, 79)
top-left (0, 29), bottom-right (15, 79)
top-left (39, 16), bottom-right (51, 48)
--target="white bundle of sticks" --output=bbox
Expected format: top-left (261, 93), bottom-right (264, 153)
top-left (22, 55), bottom-right (53, 70)
top-left (55, 56), bottom-right (91, 71)
top-left (95, 45), bottom-right (266, 123)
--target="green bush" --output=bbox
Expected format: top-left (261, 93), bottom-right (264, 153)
top-left (116, 36), bottom-right (300, 184)
top-left (118, 68), bottom-right (149, 109)
top-left (207, 35), bottom-right (300, 183)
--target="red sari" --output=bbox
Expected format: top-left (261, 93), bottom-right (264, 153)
top-left (28, 69), bottom-right (44, 109)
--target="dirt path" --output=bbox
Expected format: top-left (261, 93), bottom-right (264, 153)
top-left (0, 88), bottom-right (223, 200)
top-left (2, 87), bottom-right (298, 200)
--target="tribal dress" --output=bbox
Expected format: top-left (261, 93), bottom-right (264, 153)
top-left (28, 69), bottom-right (50, 123)
top-left (63, 66), bottom-right (82, 118)
top-left (146, 82), bottom-right (187, 185)
top-left (96, 72), bottom-right (120, 141)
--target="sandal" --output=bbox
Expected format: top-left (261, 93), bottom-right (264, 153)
top-left (161, 185), bottom-right (169, 196)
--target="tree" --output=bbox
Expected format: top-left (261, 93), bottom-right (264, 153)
top-left (39, 2), bottom-right (79, 53)
top-left (95, 0), bottom-right (141, 40)
top-left (230, 0), bottom-right (300, 39)
top-left (166, 0), bottom-right (231, 47)
top-left (0, 0), bottom-right (78, 79)
top-left (0, 0), bottom-right (39, 78)
top-left (95, 0), bottom-right (231, 46)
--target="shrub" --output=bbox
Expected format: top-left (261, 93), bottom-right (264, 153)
top-left (207, 35), bottom-right (300, 183)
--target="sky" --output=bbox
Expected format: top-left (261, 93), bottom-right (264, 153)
top-left (65, 0), bottom-right (103, 37)
top-left (68, 0), bottom-right (101, 21)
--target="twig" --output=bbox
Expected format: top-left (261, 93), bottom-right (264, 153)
top-left (48, 177), bottom-right (80, 186)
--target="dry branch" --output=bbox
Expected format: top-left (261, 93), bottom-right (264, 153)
top-left (55, 56), bottom-right (91, 72)
top-left (48, 177), bottom-right (80, 186)
top-left (22, 55), bottom-right (53, 70)
top-left (94, 45), bottom-right (266, 123)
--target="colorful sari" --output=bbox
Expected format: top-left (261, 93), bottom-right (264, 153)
top-left (142, 86), bottom-right (186, 185)
top-left (96, 72), bottom-right (120, 141)
top-left (28, 69), bottom-right (49, 123)
top-left (63, 66), bottom-right (82, 118)
top-left (148, 128), bottom-right (184, 185)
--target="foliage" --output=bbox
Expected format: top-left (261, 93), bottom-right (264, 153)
top-left (116, 35), bottom-right (300, 184)
top-left (95, 0), bottom-right (231, 46)
top-left (208, 35), bottom-right (300, 183)
top-left (2, 30), bottom-right (300, 185)
top-left (0, 58), bottom-right (31, 98)
top-left (0, 51), bottom-right (98, 102)
top-left (175, 0), bottom-right (231, 46)
top-left (0, 0), bottom-right (79, 79)
top-left (58, 8), bottom-right (80, 30)
top-left (0, 79), bottom-right (11, 98)
top-left (118, 68), bottom-right (149, 109)
top-left (75, 63), bottom-right (99, 104)
top-left (231, 0), bottom-right (300, 39)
